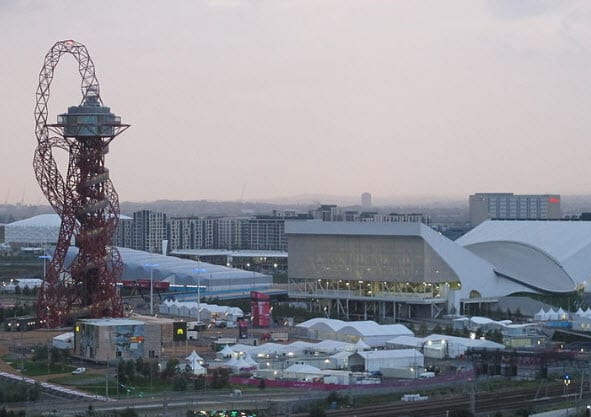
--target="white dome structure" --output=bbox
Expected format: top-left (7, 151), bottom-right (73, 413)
top-left (5, 214), bottom-right (61, 245)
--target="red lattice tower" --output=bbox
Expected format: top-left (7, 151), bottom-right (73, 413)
top-left (34, 40), bottom-right (129, 327)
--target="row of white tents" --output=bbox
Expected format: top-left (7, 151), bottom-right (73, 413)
top-left (220, 339), bottom-right (371, 360)
top-left (533, 307), bottom-right (573, 321)
top-left (294, 318), bottom-right (414, 347)
top-left (181, 348), bottom-right (259, 375)
top-left (159, 300), bottom-right (243, 323)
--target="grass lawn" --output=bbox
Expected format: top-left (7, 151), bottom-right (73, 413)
top-left (50, 373), bottom-right (173, 398)
top-left (2, 356), bottom-right (76, 376)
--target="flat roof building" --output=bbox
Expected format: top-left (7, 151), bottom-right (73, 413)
top-left (469, 193), bottom-right (561, 226)
top-left (286, 221), bottom-right (503, 320)
top-left (73, 315), bottom-right (176, 363)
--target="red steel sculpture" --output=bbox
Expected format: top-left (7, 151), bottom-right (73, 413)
top-left (34, 40), bottom-right (129, 327)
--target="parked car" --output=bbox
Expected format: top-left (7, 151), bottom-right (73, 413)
top-left (72, 367), bottom-right (86, 375)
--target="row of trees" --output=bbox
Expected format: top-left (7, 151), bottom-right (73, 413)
top-left (0, 380), bottom-right (41, 403)
top-left (31, 344), bottom-right (71, 367)
top-left (0, 304), bottom-right (35, 323)
top-left (0, 286), bottom-right (39, 296)
top-left (116, 358), bottom-right (231, 392)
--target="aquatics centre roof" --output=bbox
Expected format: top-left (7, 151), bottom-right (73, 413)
top-left (457, 220), bottom-right (591, 293)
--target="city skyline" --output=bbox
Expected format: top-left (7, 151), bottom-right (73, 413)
top-left (2, 1), bottom-right (591, 204)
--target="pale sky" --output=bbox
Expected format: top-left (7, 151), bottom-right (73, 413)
top-left (2, 0), bottom-right (591, 205)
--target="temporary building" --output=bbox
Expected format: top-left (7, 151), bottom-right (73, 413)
top-left (311, 340), bottom-right (356, 354)
top-left (330, 351), bottom-right (355, 370)
top-left (336, 322), bottom-right (414, 347)
top-left (423, 334), bottom-right (504, 358)
top-left (349, 349), bottom-right (422, 373)
top-left (283, 364), bottom-right (323, 381)
top-left (52, 332), bottom-right (74, 350)
top-left (295, 318), bottom-right (413, 348)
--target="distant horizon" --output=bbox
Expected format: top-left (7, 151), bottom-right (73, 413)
top-left (5, 191), bottom-right (591, 208)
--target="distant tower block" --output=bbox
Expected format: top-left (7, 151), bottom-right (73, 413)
top-left (361, 192), bottom-right (372, 208)
top-left (33, 40), bottom-right (129, 327)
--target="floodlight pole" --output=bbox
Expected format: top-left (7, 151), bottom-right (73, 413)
top-left (192, 260), bottom-right (205, 322)
top-left (144, 263), bottom-right (159, 316)
top-left (39, 254), bottom-right (50, 281)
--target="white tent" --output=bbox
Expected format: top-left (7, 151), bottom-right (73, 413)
top-left (185, 350), bottom-right (204, 365)
top-left (242, 354), bottom-right (258, 367)
top-left (354, 339), bottom-right (371, 351)
top-left (217, 345), bottom-right (237, 360)
top-left (547, 309), bottom-right (559, 320)
top-left (235, 357), bottom-right (255, 371)
top-left (330, 351), bottom-right (354, 369)
top-left (284, 364), bottom-right (323, 381)
top-left (556, 308), bottom-right (569, 320)
top-left (188, 357), bottom-right (206, 375)
top-left (534, 308), bottom-right (547, 321)
top-left (225, 357), bottom-right (254, 373)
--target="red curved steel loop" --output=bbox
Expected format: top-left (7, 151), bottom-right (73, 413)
top-left (34, 40), bottom-right (128, 327)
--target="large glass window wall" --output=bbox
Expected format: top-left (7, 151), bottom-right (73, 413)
top-left (289, 277), bottom-right (460, 300)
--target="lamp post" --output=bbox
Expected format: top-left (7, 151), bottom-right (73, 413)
top-left (564, 374), bottom-right (572, 417)
top-left (247, 262), bottom-right (255, 291)
top-left (192, 262), bottom-right (207, 322)
top-left (39, 254), bottom-right (51, 328)
top-left (144, 263), bottom-right (159, 316)
top-left (39, 254), bottom-right (51, 281)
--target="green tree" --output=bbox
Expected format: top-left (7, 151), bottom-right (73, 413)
top-left (173, 375), bottom-right (187, 391)
top-left (193, 375), bottom-right (207, 391)
top-left (210, 368), bottom-right (230, 389)
top-left (308, 401), bottom-right (326, 417)
top-left (162, 359), bottom-right (179, 379)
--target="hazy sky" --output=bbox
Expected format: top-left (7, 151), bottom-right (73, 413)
top-left (2, 0), bottom-right (591, 205)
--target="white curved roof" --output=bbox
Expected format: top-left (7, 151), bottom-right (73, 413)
top-left (284, 364), bottom-right (322, 373)
top-left (9, 214), bottom-right (61, 227)
top-left (118, 247), bottom-right (270, 285)
top-left (458, 220), bottom-right (591, 291)
top-left (470, 316), bottom-right (495, 325)
top-left (5, 214), bottom-right (61, 244)
top-left (5, 214), bottom-right (130, 245)
top-left (338, 321), bottom-right (413, 338)
top-left (296, 318), bottom-right (414, 344)
top-left (58, 247), bottom-right (272, 288)
top-left (296, 318), bottom-right (348, 332)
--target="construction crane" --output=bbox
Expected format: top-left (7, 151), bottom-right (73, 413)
top-left (33, 40), bottom-right (129, 327)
